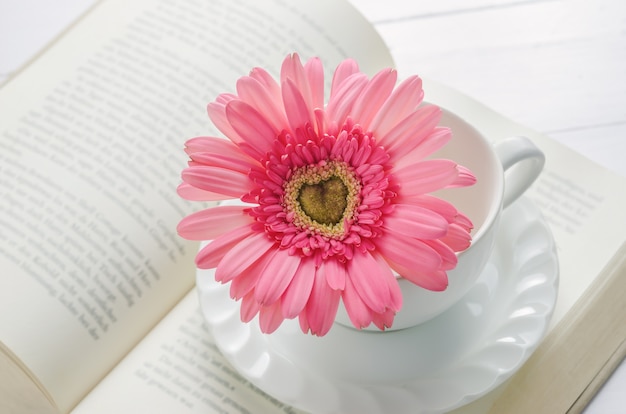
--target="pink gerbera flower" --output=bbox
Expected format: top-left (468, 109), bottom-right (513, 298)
top-left (177, 53), bottom-right (475, 336)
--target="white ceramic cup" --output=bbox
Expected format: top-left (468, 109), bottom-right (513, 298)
top-left (335, 107), bottom-right (545, 331)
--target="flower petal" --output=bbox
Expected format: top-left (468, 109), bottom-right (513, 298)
top-left (177, 205), bottom-right (253, 240)
top-left (393, 127), bottom-right (451, 169)
top-left (259, 300), bottom-right (285, 334)
top-left (225, 100), bottom-right (279, 158)
top-left (281, 257), bottom-right (316, 319)
top-left (230, 252), bottom-right (273, 300)
top-left (188, 151), bottom-right (256, 174)
top-left (392, 159), bottom-right (459, 195)
top-left (299, 261), bottom-right (341, 336)
top-left (390, 261), bottom-right (448, 291)
top-left (282, 78), bottom-right (314, 133)
top-left (382, 204), bottom-right (448, 240)
top-left (330, 59), bottom-right (359, 99)
top-left (350, 68), bottom-right (397, 131)
top-left (254, 249), bottom-right (302, 306)
top-left (184, 136), bottom-right (227, 153)
top-left (440, 223), bottom-right (473, 252)
top-left (182, 165), bottom-right (254, 199)
top-left (447, 165), bottom-right (477, 188)
top-left (341, 274), bottom-right (374, 329)
top-left (369, 75), bottom-right (424, 138)
top-left (304, 57), bottom-right (324, 110)
top-left (249, 66), bottom-right (282, 98)
top-left (346, 250), bottom-right (399, 314)
top-left (376, 232), bottom-right (442, 276)
top-left (373, 251), bottom-right (402, 311)
top-left (236, 73), bottom-right (287, 133)
top-left (195, 223), bottom-right (255, 269)
top-left (394, 194), bottom-right (473, 237)
top-left (176, 182), bottom-right (233, 201)
top-left (325, 73), bottom-right (368, 128)
top-left (371, 308), bottom-right (396, 331)
top-left (214, 232), bottom-right (274, 283)
top-left (423, 239), bottom-right (458, 270)
top-left (207, 94), bottom-right (245, 145)
top-left (281, 53), bottom-right (312, 106)
top-left (323, 256), bottom-right (346, 290)
top-left (377, 105), bottom-right (441, 160)
top-left (240, 290), bottom-right (261, 322)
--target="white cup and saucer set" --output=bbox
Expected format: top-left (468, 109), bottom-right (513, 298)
top-left (196, 108), bottom-right (558, 414)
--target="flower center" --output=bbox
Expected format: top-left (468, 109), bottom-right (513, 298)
top-left (298, 176), bottom-right (348, 225)
top-left (284, 161), bottom-right (361, 238)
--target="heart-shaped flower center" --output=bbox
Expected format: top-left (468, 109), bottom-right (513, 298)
top-left (284, 160), bottom-right (361, 239)
top-left (298, 176), bottom-right (348, 225)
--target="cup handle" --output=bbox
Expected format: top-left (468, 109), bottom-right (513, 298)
top-left (494, 136), bottom-right (545, 208)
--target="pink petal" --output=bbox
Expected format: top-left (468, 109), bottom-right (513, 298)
top-left (259, 300), bottom-right (285, 334)
top-left (236, 74), bottom-right (287, 133)
top-left (390, 261), bottom-right (448, 291)
top-left (230, 251), bottom-right (273, 300)
top-left (440, 223), bottom-right (472, 252)
top-left (299, 262), bottom-right (341, 336)
top-left (394, 194), bottom-right (464, 226)
top-left (383, 204), bottom-right (448, 240)
top-left (281, 53), bottom-right (312, 106)
top-left (225, 100), bottom-right (278, 158)
top-left (376, 232), bottom-right (442, 275)
top-left (377, 105), bottom-right (441, 160)
top-left (454, 211), bottom-right (474, 231)
top-left (304, 57), bottom-right (324, 110)
top-left (350, 68), bottom-right (397, 131)
top-left (182, 165), bottom-right (254, 199)
top-left (346, 251), bottom-right (400, 314)
top-left (373, 251), bottom-right (402, 311)
top-left (195, 223), bottom-right (255, 269)
top-left (330, 59), bottom-right (360, 99)
top-left (325, 73), bottom-right (368, 127)
top-left (341, 274), bottom-right (374, 329)
top-left (423, 239), bottom-right (458, 270)
top-left (392, 159), bottom-right (459, 195)
top-left (369, 75), bottom-right (424, 138)
top-left (447, 165), bottom-right (477, 188)
top-left (254, 249), bottom-right (302, 306)
top-left (393, 127), bottom-right (452, 169)
top-left (177, 182), bottom-right (233, 201)
top-left (185, 136), bottom-right (237, 156)
top-left (323, 257), bottom-right (346, 290)
top-left (281, 257), bottom-right (316, 319)
top-left (371, 308), bottom-right (396, 331)
top-left (189, 152), bottom-right (256, 174)
top-left (240, 290), bottom-right (261, 323)
top-left (177, 205), bottom-right (253, 240)
top-left (207, 94), bottom-right (245, 146)
top-left (282, 78), bottom-right (314, 133)
top-left (249, 66), bottom-right (282, 98)
top-left (214, 232), bottom-right (274, 283)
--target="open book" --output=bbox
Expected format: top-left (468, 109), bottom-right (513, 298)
top-left (1, 0), bottom-right (625, 413)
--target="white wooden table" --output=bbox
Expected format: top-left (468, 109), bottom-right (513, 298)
top-left (1, 0), bottom-right (624, 412)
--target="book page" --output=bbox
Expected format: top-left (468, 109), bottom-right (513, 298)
top-left (0, 0), bottom-right (393, 412)
top-left (71, 290), bottom-right (305, 414)
top-left (0, 342), bottom-right (56, 414)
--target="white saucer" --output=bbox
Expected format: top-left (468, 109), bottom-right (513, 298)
top-left (196, 197), bottom-right (559, 414)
